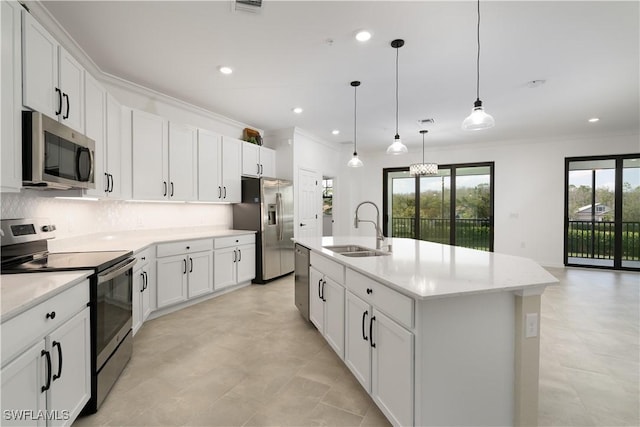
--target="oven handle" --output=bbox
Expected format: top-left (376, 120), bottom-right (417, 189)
top-left (97, 258), bottom-right (137, 284)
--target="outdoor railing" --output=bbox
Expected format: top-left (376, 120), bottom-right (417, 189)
top-left (391, 217), bottom-right (491, 251)
top-left (567, 220), bottom-right (640, 261)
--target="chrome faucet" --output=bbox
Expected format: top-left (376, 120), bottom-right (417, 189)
top-left (354, 201), bottom-right (385, 249)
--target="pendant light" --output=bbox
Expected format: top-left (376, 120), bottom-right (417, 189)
top-left (347, 81), bottom-right (364, 168)
top-left (462, 0), bottom-right (495, 131)
top-left (386, 39), bottom-right (408, 155)
top-left (410, 130), bottom-right (438, 176)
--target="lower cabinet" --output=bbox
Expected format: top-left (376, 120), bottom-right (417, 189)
top-left (1, 303), bottom-right (91, 427)
top-left (309, 266), bottom-right (345, 359)
top-left (132, 248), bottom-right (155, 335)
top-left (344, 288), bottom-right (414, 427)
top-left (213, 234), bottom-right (256, 290)
top-left (156, 239), bottom-right (213, 309)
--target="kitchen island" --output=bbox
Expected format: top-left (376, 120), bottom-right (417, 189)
top-left (295, 236), bottom-right (558, 427)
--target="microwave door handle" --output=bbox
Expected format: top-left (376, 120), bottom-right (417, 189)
top-left (97, 258), bottom-right (137, 284)
top-left (78, 147), bottom-right (94, 183)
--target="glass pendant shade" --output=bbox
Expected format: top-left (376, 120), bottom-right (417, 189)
top-left (462, 99), bottom-right (495, 131)
top-left (347, 153), bottom-right (364, 168)
top-left (386, 135), bottom-right (408, 155)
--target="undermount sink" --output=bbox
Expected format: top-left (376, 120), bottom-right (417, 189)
top-left (323, 245), bottom-right (391, 257)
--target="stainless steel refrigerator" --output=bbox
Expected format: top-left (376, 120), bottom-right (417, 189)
top-left (232, 178), bottom-right (294, 283)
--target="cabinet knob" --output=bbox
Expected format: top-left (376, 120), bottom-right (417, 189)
top-left (46, 311), bottom-right (56, 320)
top-left (186, 246), bottom-right (190, 250)
top-left (366, 288), bottom-right (373, 295)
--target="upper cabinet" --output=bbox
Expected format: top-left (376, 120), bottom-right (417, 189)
top-left (241, 142), bottom-right (276, 178)
top-left (1, 0), bottom-right (23, 192)
top-left (83, 72), bottom-right (106, 197)
top-left (105, 94), bottom-right (124, 198)
top-left (22, 11), bottom-right (84, 133)
top-left (131, 110), bottom-right (197, 201)
top-left (197, 130), bottom-right (241, 203)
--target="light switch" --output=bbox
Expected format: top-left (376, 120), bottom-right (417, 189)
top-left (525, 313), bottom-right (539, 338)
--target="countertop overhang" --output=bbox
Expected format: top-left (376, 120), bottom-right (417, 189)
top-left (295, 236), bottom-right (558, 300)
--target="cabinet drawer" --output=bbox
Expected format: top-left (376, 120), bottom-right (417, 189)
top-left (346, 269), bottom-right (414, 329)
top-left (1, 280), bottom-right (90, 366)
top-left (135, 247), bottom-right (152, 266)
top-left (214, 234), bottom-right (255, 249)
top-left (156, 238), bottom-right (213, 258)
top-left (310, 252), bottom-right (345, 285)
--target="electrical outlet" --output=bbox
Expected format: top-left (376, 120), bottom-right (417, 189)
top-left (525, 313), bottom-right (539, 338)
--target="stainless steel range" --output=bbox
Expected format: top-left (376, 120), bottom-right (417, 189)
top-left (0, 218), bottom-right (135, 413)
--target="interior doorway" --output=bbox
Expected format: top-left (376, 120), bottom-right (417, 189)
top-left (322, 177), bottom-right (334, 236)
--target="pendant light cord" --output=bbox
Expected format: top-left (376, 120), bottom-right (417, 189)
top-left (422, 133), bottom-right (425, 164)
top-left (353, 84), bottom-right (358, 155)
top-left (395, 45), bottom-right (400, 136)
top-left (476, 0), bottom-right (481, 101)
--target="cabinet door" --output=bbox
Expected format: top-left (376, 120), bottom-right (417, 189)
top-left (236, 244), bottom-right (255, 283)
top-left (0, 341), bottom-right (47, 427)
top-left (187, 251), bottom-right (213, 298)
top-left (105, 94), bottom-right (122, 198)
top-left (132, 110), bottom-right (168, 200)
top-left (241, 141), bottom-right (260, 177)
top-left (84, 72), bottom-right (106, 197)
top-left (58, 47), bottom-right (84, 133)
top-left (1, 0), bottom-right (23, 192)
top-left (119, 106), bottom-right (133, 200)
top-left (22, 10), bottom-right (58, 119)
top-left (371, 310), bottom-right (414, 427)
top-left (47, 308), bottom-right (91, 426)
top-left (213, 247), bottom-right (236, 290)
top-left (323, 277), bottom-right (345, 359)
top-left (168, 122), bottom-right (197, 201)
top-left (221, 137), bottom-right (242, 203)
top-left (309, 267), bottom-right (324, 333)
top-left (259, 147), bottom-right (276, 178)
top-left (345, 292), bottom-right (372, 391)
top-left (197, 129), bottom-right (222, 201)
top-left (132, 265), bottom-right (145, 335)
top-left (156, 255), bottom-right (188, 308)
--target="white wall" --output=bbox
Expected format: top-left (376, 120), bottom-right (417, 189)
top-left (335, 132), bottom-right (639, 267)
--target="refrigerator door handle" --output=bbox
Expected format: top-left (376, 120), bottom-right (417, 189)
top-left (276, 192), bottom-right (283, 241)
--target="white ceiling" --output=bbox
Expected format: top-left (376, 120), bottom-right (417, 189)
top-left (41, 1), bottom-right (639, 152)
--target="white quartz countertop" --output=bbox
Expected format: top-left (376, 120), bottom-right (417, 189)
top-left (295, 236), bottom-right (558, 300)
top-left (48, 227), bottom-right (256, 253)
top-left (1, 271), bottom-right (91, 322)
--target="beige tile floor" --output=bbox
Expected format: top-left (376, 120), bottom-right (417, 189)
top-left (74, 267), bottom-right (639, 427)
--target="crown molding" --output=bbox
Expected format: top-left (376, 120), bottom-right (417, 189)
top-left (293, 127), bottom-right (341, 152)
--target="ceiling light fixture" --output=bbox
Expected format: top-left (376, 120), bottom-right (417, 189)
top-left (218, 66), bottom-right (233, 75)
top-left (347, 81), bottom-right (364, 168)
top-left (588, 117), bottom-right (600, 123)
top-left (462, 0), bottom-right (495, 131)
top-left (292, 107), bottom-right (303, 114)
top-left (355, 30), bottom-right (372, 42)
top-left (410, 130), bottom-right (438, 176)
top-left (332, 129), bottom-right (340, 135)
top-left (387, 39), bottom-right (408, 155)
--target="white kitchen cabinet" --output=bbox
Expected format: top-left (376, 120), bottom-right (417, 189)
top-left (104, 94), bottom-right (123, 198)
top-left (1, 280), bottom-right (91, 427)
top-left (83, 72), bottom-right (106, 197)
top-left (213, 234), bottom-right (256, 290)
top-left (156, 239), bottom-right (213, 308)
top-left (132, 248), bottom-right (154, 335)
top-left (344, 271), bottom-right (414, 427)
top-left (241, 142), bottom-right (276, 178)
top-left (309, 266), bottom-right (345, 358)
top-left (197, 130), bottom-right (242, 203)
top-left (131, 109), bottom-right (168, 200)
top-left (168, 122), bottom-right (197, 201)
top-left (1, 0), bottom-right (23, 192)
top-left (22, 11), bottom-right (84, 133)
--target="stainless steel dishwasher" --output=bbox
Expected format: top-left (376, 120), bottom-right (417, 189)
top-left (294, 244), bottom-right (310, 321)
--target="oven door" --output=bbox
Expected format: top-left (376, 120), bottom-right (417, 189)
top-left (95, 257), bottom-right (135, 369)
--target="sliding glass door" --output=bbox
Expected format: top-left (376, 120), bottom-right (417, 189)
top-left (384, 163), bottom-right (494, 251)
top-left (565, 155), bottom-right (639, 270)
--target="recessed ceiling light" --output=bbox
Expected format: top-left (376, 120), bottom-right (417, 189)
top-left (527, 79), bottom-right (546, 88)
top-left (218, 66), bottom-right (233, 75)
top-left (332, 130), bottom-right (340, 135)
top-left (588, 117), bottom-right (600, 123)
top-left (292, 107), bottom-right (303, 114)
top-left (355, 30), bottom-right (372, 42)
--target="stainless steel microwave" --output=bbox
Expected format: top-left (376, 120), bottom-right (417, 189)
top-left (22, 111), bottom-right (95, 190)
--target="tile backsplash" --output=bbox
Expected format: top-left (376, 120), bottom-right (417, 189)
top-left (1, 192), bottom-right (232, 238)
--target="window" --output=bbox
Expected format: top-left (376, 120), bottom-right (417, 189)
top-left (383, 162), bottom-right (494, 251)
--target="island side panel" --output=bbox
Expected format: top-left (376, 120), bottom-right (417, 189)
top-left (514, 293), bottom-right (541, 427)
top-left (415, 291), bottom-right (515, 426)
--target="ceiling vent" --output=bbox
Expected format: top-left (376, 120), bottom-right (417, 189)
top-left (235, 0), bottom-right (263, 13)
